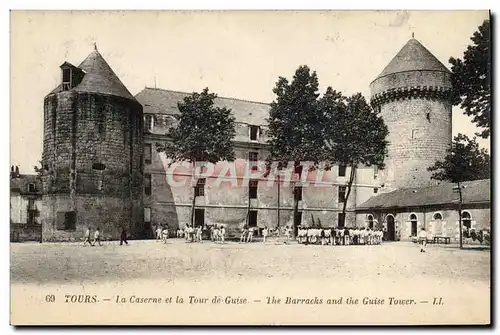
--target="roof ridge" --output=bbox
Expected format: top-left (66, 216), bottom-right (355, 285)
top-left (143, 87), bottom-right (271, 106)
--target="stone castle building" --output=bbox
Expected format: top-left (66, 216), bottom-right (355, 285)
top-left (39, 47), bottom-right (144, 241)
top-left (29, 38), bottom-right (490, 242)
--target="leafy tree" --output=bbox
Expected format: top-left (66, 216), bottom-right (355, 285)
top-left (427, 134), bottom-right (490, 248)
top-left (449, 19), bottom-right (491, 138)
top-left (320, 89), bottom-right (388, 227)
top-left (266, 65), bottom-right (325, 230)
top-left (428, 133), bottom-right (490, 183)
top-left (157, 88), bottom-right (236, 227)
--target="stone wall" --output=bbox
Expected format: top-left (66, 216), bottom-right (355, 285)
top-left (379, 98), bottom-right (452, 189)
top-left (356, 204), bottom-right (490, 242)
top-left (370, 69), bottom-right (452, 189)
top-left (144, 134), bottom-right (382, 236)
top-left (41, 90), bottom-right (144, 241)
top-left (10, 224), bottom-right (42, 242)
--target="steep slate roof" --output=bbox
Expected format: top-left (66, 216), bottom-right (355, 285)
top-left (357, 179), bottom-right (490, 210)
top-left (375, 38), bottom-right (451, 80)
top-left (10, 174), bottom-right (42, 194)
top-left (48, 49), bottom-right (137, 102)
top-left (135, 87), bottom-right (270, 125)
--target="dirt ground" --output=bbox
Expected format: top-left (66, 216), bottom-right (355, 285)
top-left (11, 238), bottom-right (490, 284)
top-left (10, 239), bottom-right (491, 325)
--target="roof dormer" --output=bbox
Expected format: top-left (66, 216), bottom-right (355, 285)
top-left (59, 62), bottom-right (85, 91)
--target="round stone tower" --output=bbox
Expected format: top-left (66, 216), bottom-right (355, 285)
top-left (41, 46), bottom-right (144, 241)
top-left (370, 38), bottom-right (453, 189)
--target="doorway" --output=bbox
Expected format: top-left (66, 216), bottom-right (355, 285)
top-left (293, 211), bottom-right (302, 237)
top-left (386, 214), bottom-right (396, 241)
top-left (194, 209), bottom-right (205, 227)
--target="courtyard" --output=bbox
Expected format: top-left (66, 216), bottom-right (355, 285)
top-left (10, 239), bottom-right (491, 325)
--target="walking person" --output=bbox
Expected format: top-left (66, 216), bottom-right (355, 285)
top-left (156, 225), bottom-right (163, 241)
top-left (220, 225), bottom-right (226, 243)
top-left (83, 226), bottom-right (92, 246)
top-left (262, 226), bottom-right (268, 243)
top-left (120, 227), bottom-right (128, 246)
top-left (196, 225), bottom-right (202, 242)
top-left (92, 228), bottom-right (102, 246)
top-left (419, 227), bottom-right (428, 252)
top-left (240, 226), bottom-right (248, 243)
top-left (162, 225), bottom-right (169, 244)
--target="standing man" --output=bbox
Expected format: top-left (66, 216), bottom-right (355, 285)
top-left (262, 226), bottom-right (268, 244)
top-left (162, 225), bottom-right (169, 244)
top-left (92, 228), bottom-right (102, 246)
top-left (220, 225), bottom-right (226, 243)
top-left (418, 227), bottom-right (428, 253)
top-left (83, 226), bottom-right (91, 246)
top-left (156, 225), bottom-right (163, 241)
top-left (120, 227), bottom-right (128, 246)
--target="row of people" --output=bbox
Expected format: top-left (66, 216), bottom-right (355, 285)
top-left (172, 225), bottom-right (228, 243)
top-left (297, 227), bottom-right (383, 245)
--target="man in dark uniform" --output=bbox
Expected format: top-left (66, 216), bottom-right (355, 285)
top-left (120, 227), bottom-right (128, 245)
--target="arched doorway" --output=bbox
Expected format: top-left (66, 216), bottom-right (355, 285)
top-left (433, 212), bottom-right (443, 236)
top-left (409, 213), bottom-right (418, 237)
top-left (386, 214), bottom-right (396, 241)
top-left (461, 211), bottom-right (472, 229)
top-left (367, 214), bottom-right (374, 229)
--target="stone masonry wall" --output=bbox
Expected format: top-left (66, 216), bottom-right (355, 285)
top-left (41, 91), bottom-right (143, 241)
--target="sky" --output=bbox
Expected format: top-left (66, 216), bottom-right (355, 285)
top-left (10, 10), bottom-right (490, 174)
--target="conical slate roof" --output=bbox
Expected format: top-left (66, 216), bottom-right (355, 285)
top-left (74, 49), bottom-right (137, 102)
top-left (375, 38), bottom-right (450, 80)
top-left (47, 47), bottom-right (137, 102)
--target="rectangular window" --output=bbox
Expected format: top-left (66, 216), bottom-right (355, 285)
top-left (64, 211), bottom-right (76, 231)
top-left (295, 165), bottom-right (303, 178)
top-left (144, 115), bottom-right (153, 132)
top-left (338, 186), bottom-right (346, 203)
top-left (373, 165), bottom-right (378, 179)
top-left (27, 183), bottom-right (36, 193)
top-left (144, 143), bottom-right (152, 165)
top-left (249, 151), bottom-right (259, 171)
top-left (374, 188), bottom-right (379, 194)
top-left (144, 207), bottom-right (151, 223)
top-left (338, 213), bottom-right (346, 228)
top-left (195, 178), bottom-right (205, 197)
top-left (248, 210), bottom-right (258, 227)
top-left (62, 68), bottom-right (72, 90)
top-left (249, 125), bottom-right (259, 141)
top-left (249, 180), bottom-right (258, 199)
top-left (338, 165), bottom-right (347, 177)
top-left (28, 199), bottom-right (36, 211)
top-left (294, 186), bottom-right (302, 202)
top-left (144, 174), bottom-right (152, 195)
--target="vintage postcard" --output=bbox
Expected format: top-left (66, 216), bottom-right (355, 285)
top-left (10, 10), bottom-right (491, 325)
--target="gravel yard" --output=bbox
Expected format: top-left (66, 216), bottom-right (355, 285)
top-left (10, 239), bottom-right (491, 325)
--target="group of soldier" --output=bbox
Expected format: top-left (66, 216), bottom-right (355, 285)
top-left (155, 223), bottom-right (383, 246)
top-left (169, 224), bottom-right (227, 243)
top-left (296, 226), bottom-right (383, 246)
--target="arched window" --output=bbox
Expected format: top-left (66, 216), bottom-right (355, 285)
top-left (433, 212), bottom-right (443, 220)
top-left (367, 214), bottom-right (374, 229)
top-left (409, 213), bottom-right (418, 236)
top-left (461, 211), bottom-right (472, 229)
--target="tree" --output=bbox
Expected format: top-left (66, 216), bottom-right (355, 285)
top-left (427, 134), bottom-right (491, 248)
top-left (320, 89), bottom-right (388, 227)
top-left (266, 65), bottom-right (325, 231)
top-left (449, 19), bottom-right (491, 138)
top-left (157, 88), bottom-right (236, 227)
